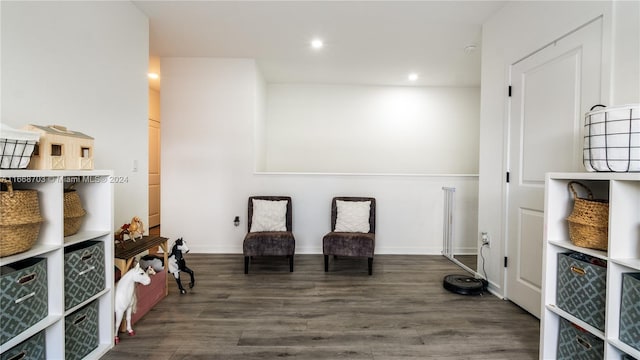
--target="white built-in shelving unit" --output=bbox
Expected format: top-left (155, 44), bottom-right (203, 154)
top-left (0, 170), bottom-right (114, 359)
top-left (541, 172), bottom-right (640, 360)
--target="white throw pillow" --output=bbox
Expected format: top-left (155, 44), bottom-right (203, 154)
top-left (334, 200), bottom-right (371, 233)
top-left (250, 199), bottom-right (288, 232)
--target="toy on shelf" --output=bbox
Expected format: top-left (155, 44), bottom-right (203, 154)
top-left (115, 216), bottom-right (145, 247)
top-left (168, 238), bottom-right (195, 294)
top-left (128, 216), bottom-right (145, 240)
top-left (23, 124), bottom-right (94, 170)
top-left (114, 263), bottom-right (151, 345)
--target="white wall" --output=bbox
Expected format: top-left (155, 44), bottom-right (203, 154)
top-left (251, 174), bottom-right (478, 255)
top-left (479, 0), bottom-right (639, 296)
top-left (161, 58), bottom-right (257, 253)
top-left (161, 58), bottom-right (479, 255)
top-left (611, 1), bottom-right (640, 104)
top-left (254, 69), bottom-right (267, 171)
top-left (1, 1), bottom-right (149, 228)
top-left (265, 84), bottom-right (480, 174)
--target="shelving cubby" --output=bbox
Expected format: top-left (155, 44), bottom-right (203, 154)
top-left (540, 172), bottom-right (640, 360)
top-left (0, 170), bottom-right (114, 360)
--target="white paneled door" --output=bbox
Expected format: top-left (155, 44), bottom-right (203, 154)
top-left (149, 118), bottom-right (161, 228)
top-left (506, 18), bottom-right (603, 317)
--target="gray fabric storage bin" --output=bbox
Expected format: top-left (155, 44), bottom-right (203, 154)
top-left (620, 273), bottom-right (640, 352)
top-left (64, 300), bottom-right (98, 360)
top-left (557, 317), bottom-right (604, 360)
top-left (0, 258), bottom-right (48, 344)
top-left (0, 331), bottom-right (46, 360)
top-left (557, 252), bottom-right (607, 331)
top-left (64, 241), bottom-right (104, 310)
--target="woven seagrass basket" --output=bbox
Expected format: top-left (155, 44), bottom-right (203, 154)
top-left (566, 181), bottom-right (609, 251)
top-left (64, 188), bottom-right (86, 236)
top-left (0, 178), bottom-right (43, 257)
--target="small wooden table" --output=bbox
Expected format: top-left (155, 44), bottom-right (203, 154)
top-left (114, 235), bottom-right (169, 296)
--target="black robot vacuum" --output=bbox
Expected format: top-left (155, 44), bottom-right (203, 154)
top-left (443, 274), bottom-right (485, 295)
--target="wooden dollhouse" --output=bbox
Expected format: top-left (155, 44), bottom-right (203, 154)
top-left (24, 124), bottom-right (94, 170)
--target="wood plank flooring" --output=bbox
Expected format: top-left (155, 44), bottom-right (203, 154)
top-left (453, 254), bottom-right (477, 271)
top-left (102, 254), bottom-right (539, 359)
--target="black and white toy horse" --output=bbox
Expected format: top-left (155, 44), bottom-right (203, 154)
top-left (168, 238), bottom-right (195, 294)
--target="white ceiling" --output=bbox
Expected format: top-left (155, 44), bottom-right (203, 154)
top-left (135, 1), bottom-right (506, 88)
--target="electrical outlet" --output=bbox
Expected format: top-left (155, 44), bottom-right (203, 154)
top-left (481, 232), bottom-right (490, 247)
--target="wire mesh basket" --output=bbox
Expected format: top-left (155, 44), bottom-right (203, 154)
top-left (0, 124), bottom-right (40, 169)
top-left (584, 104), bottom-right (640, 172)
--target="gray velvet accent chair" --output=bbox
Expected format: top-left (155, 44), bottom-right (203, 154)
top-left (323, 197), bottom-right (376, 275)
top-left (243, 196), bottom-right (295, 274)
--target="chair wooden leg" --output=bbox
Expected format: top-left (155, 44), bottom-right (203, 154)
top-left (368, 257), bottom-right (373, 276)
top-left (289, 255), bottom-right (294, 272)
top-left (324, 255), bottom-right (329, 272)
top-left (244, 256), bottom-right (249, 274)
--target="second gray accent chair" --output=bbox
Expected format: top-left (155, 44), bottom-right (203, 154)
top-left (322, 197), bottom-right (376, 275)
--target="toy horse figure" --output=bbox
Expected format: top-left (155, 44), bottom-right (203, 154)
top-left (128, 216), bottom-right (145, 241)
top-left (168, 238), bottom-right (195, 294)
top-left (114, 263), bottom-right (151, 344)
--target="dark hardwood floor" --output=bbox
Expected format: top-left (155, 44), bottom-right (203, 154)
top-left (103, 254), bottom-right (539, 359)
top-left (453, 254), bottom-right (477, 271)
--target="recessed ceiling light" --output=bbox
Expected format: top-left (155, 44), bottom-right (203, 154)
top-left (148, 73), bottom-right (159, 79)
top-left (408, 73), bottom-right (418, 81)
top-left (311, 39), bottom-right (324, 50)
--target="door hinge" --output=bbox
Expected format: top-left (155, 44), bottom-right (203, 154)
top-left (508, 85), bottom-right (512, 97)
top-left (504, 257), bottom-right (508, 267)
top-left (506, 172), bottom-right (510, 183)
